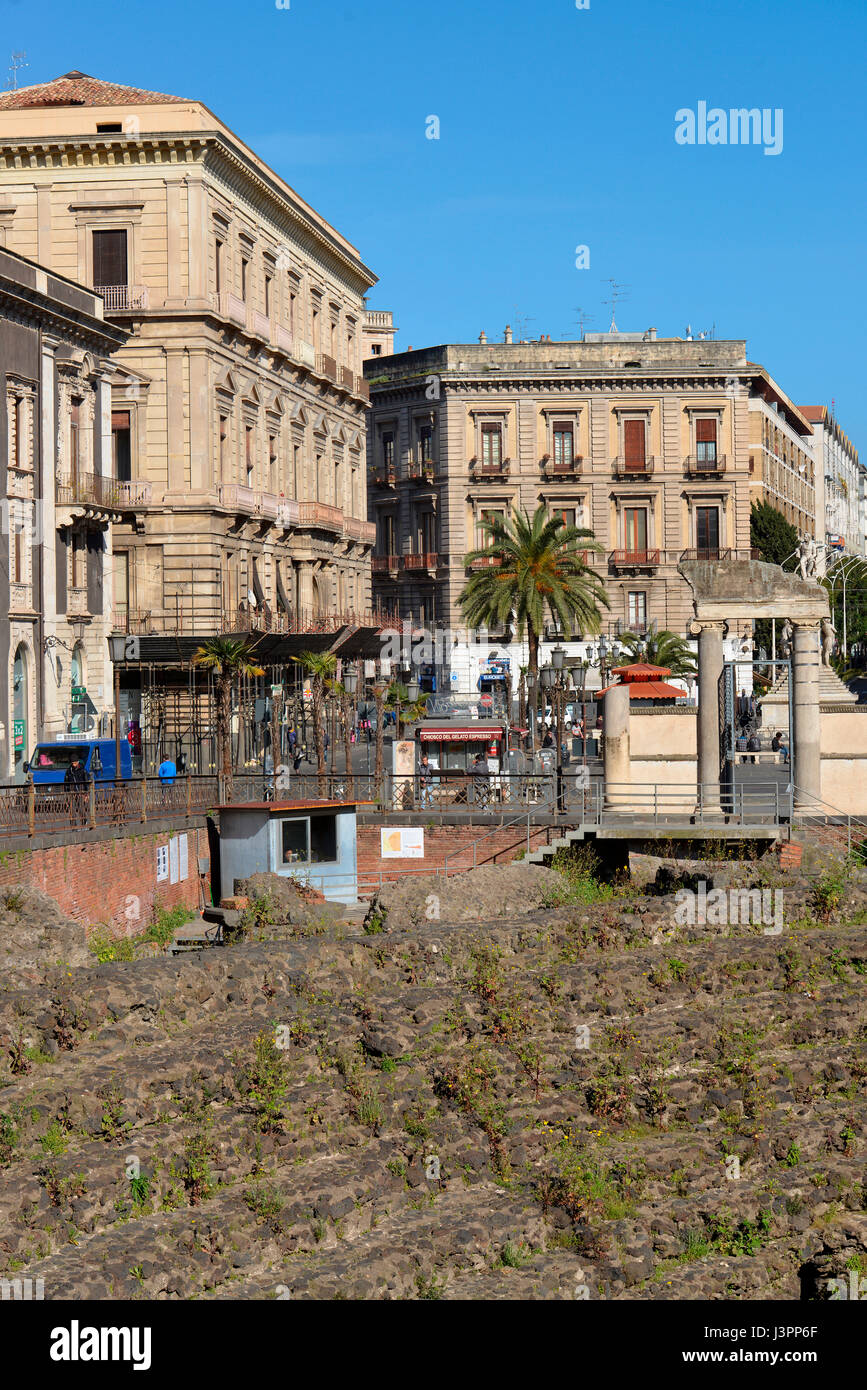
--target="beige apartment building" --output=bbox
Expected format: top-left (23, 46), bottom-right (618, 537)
top-left (0, 71), bottom-right (377, 639)
top-left (365, 329), bottom-right (818, 693)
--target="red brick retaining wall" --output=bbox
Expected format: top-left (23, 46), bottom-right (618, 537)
top-left (0, 827), bottom-right (206, 938)
top-left (356, 823), bottom-right (555, 893)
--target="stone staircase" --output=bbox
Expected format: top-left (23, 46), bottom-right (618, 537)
top-left (761, 665), bottom-right (856, 718)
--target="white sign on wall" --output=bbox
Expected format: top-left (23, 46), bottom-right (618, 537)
top-left (178, 834), bottom-right (189, 882)
top-left (156, 845), bottom-right (169, 882)
top-left (380, 827), bottom-right (425, 859)
top-left (169, 837), bottom-right (179, 884)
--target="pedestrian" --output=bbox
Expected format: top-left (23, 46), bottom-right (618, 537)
top-left (541, 729), bottom-right (554, 749)
top-left (471, 751), bottom-right (490, 807)
top-left (418, 752), bottom-right (434, 809)
top-left (158, 755), bottom-right (176, 785)
top-left (64, 754), bottom-right (88, 825)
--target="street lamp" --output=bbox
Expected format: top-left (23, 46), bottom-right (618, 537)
top-left (107, 634), bottom-right (126, 782)
top-left (570, 662), bottom-right (589, 767)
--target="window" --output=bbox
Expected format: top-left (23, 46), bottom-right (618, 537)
top-left (371, 344), bottom-right (383, 356)
top-left (269, 433), bottom-right (278, 474)
top-left (245, 425), bottom-right (254, 486)
top-left (215, 238), bottom-right (223, 295)
top-left (696, 506), bottom-right (720, 554)
top-left (264, 275), bottom-right (272, 317)
top-left (280, 815), bottom-right (337, 864)
top-left (624, 506), bottom-right (648, 551)
top-left (623, 418), bottom-right (646, 471)
top-left (288, 289), bottom-right (296, 332)
top-left (241, 257), bottom-right (249, 301)
top-left (112, 411), bottom-right (131, 482)
top-left (628, 591), bottom-right (647, 631)
top-left (480, 422), bottom-right (503, 468)
top-left (219, 415), bottom-right (229, 477)
top-left (477, 507), bottom-right (505, 548)
top-left (553, 421), bottom-right (574, 467)
top-left (115, 550), bottom-right (130, 619)
top-left (420, 511), bottom-right (437, 553)
top-left (381, 430), bottom-right (395, 471)
top-left (70, 398), bottom-right (82, 481)
top-left (551, 507), bottom-right (578, 528)
top-left (92, 229), bottom-right (128, 288)
top-left (379, 512), bottom-right (396, 555)
top-left (418, 423), bottom-right (433, 463)
top-left (696, 418), bottom-right (717, 466)
top-left (12, 523), bottom-right (22, 584)
top-left (96, 123), bottom-right (123, 134)
top-left (310, 816), bottom-right (337, 863)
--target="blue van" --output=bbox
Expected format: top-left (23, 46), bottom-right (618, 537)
top-left (25, 739), bottom-right (133, 784)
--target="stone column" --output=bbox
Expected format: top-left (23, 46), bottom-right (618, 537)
top-left (603, 683), bottom-right (630, 809)
top-left (792, 621), bottom-right (821, 807)
top-left (695, 621), bottom-right (725, 816)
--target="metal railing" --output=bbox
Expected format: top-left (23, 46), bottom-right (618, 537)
top-left (96, 284), bottom-right (149, 312)
top-left (790, 785), bottom-right (867, 861)
top-left (684, 453), bottom-right (727, 476)
top-left (612, 456), bottom-right (656, 477)
top-left (0, 774), bottom-right (221, 839)
top-left (57, 472), bottom-right (123, 509)
top-left (611, 549), bottom-right (661, 569)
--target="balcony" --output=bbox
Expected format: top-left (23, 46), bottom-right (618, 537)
top-left (115, 479), bottom-right (153, 507)
top-left (339, 365), bottom-right (355, 391)
top-left (408, 460), bottom-right (436, 484)
top-left (403, 552), bottom-right (439, 572)
top-left (56, 472), bottom-right (122, 511)
top-left (214, 292), bottom-right (246, 327)
top-left (610, 549), bottom-right (661, 570)
top-left (319, 353), bottom-right (338, 382)
top-left (259, 492), bottom-right (279, 521)
top-left (371, 467), bottom-right (397, 488)
top-left (684, 453), bottom-right (727, 477)
top-left (365, 310), bottom-right (393, 328)
top-left (471, 457), bottom-right (510, 480)
top-left (249, 309), bottom-right (271, 342)
top-left (612, 456), bottom-right (656, 478)
top-left (356, 376), bottom-right (370, 400)
top-left (96, 284), bottom-right (149, 313)
top-left (67, 587), bottom-right (89, 617)
top-left (372, 554), bottom-right (400, 574)
top-left (542, 455), bottom-right (584, 478)
top-left (275, 324), bottom-right (294, 356)
top-left (467, 554), bottom-right (502, 570)
top-left (9, 581), bottom-right (33, 612)
top-left (296, 501), bottom-right (343, 532)
top-left (277, 499), bottom-right (300, 527)
top-left (295, 339), bottom-right (316, 368)
top-left (219, 483), bottom-right (257, 514)
top-left (343, 516), bottom-right (376, 544)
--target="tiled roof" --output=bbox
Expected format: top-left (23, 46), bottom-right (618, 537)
top-left (799, 405), bottom-right (826, 422)
top-left (0, 71), bottom-right (189, 110)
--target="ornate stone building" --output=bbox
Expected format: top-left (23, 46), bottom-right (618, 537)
top-left (0, 71), bottom-right (377, 640)
top-left (0, 245), bottom-right (126, 777)
top-left (365, 330), bottom-right (808, 693)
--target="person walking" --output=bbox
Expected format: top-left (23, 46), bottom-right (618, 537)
top-left (418, 752), bottom-right (434, 809)
top-left (471, 751), bottom-right (490, 808)
top-left (158, 755), bottom-right (176, 785)
top-left (64, 753), bottom-right (88, 826)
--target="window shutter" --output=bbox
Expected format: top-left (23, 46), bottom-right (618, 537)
top-left (624, 419), bottom-right (645, 464)
top-left (92, 230), bottom-right (128, 286)
top-left (696, 418), bottom-right (716, 442)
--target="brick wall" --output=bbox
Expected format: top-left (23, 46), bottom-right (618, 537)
top-left (356, 823), bottom-right (556, 893)
top-left (0, 826), bottom-right (206, 938)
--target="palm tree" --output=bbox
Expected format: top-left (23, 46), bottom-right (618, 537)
top-left (385, 680), bottom-right (429, 737)
top-left (292, 651), bottom-right (337, 795)
top-left (460, 504), bottom-right (609, 738)
top-left (193, 637), bottom-right (265, 797)
top-left (618, 628), bottom-right (697, 678)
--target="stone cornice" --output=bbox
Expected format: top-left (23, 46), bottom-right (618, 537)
top-left (0, 279), bottom-right (125, 354)
top-left (368, 372), bottom-right (743, 403)
top-left (0, 131), bottom-right (375, 293)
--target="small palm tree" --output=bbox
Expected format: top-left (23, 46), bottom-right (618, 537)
top-left (460, 504), bottom-right (609, 735)
top-left (292, 651), bottom-right (337, 794)
top-left (385, 681), bottom-right (429, 736)
top-left (618, 628), bottom-right (697, 678)
top-left (193, 637), bottom-right (265, 795)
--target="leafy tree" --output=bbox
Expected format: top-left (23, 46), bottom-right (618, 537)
top-left (459, 507), bottom-right (609, 732)
top-left (385, 681), bottom-right (429, 737)
top-left (292, 651), bottom-right (337, 794)
top-left (618, 629), bottom-right (697, 678)
top-left (750, 501), bottom-right (798, 569)
top-left (193, 637), bottom-right (265, 793)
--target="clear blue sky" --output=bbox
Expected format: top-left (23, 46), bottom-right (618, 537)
top-left (4, 0), bottom-right (866, 441)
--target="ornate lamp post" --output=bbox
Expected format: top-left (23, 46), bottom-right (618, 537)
top-left (107, 634), bottom-right (127, 782)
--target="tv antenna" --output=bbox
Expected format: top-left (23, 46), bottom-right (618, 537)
top-left (6, 52), bottom-right (28, 92)
top-left (512, 306), bottom-right (535, 343)
top-left (602, 279), bottom-right (630, 334)
top-left (562, 306), bottom-right (591, 340)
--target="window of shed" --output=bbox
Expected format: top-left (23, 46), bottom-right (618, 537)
top-left (281, 819), bottom-right (309, 864)
top-left (310, 816), bottom-right (337, 863)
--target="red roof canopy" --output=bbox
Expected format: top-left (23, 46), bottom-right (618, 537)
top-left (610, 660), bottom-right (672, 683)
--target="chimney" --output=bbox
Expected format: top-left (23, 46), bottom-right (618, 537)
top-left (504, 324), bottom-right (513, 344)
top-left (479, 330), bottom-right (487, 345)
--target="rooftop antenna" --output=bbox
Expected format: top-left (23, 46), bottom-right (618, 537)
top-left (512, 306), bottom-right (535, 343)
top-left (563, 306), bottom-right (591, 340)
top-left (602, 280), bottom-right (630, 334)
top-left (6, 51), bottom-right (28, 91)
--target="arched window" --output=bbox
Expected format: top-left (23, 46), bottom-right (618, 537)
top-left (12, 644), bottom-right (29, 778)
